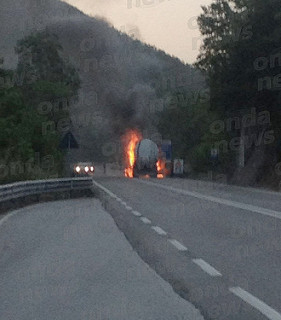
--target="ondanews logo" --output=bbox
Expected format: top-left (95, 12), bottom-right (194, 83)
top-left (127, 0), bottom-right (170, 9)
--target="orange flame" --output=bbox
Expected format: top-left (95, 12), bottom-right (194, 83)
top-left (156, 160), bottom-right (164, 179)
top-left (123, 130), bottom-right (142, 178)
top-left (156, 160), bottom-right (161, 172)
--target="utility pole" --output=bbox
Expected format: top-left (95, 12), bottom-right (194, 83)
top-left (238, 126), bottom-right (245, 168)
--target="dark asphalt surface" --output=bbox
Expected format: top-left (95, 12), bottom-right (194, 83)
top-left (0, 198), bottom-right (203, 320)
top-left (94, 177), bottom-right (281, 320)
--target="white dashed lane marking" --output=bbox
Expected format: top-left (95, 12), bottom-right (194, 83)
top-left (168, 239), bottom-right (188, 251)
top-left (132, 210), bottom-right (142, 217)
top-left (192, 259), bottom-right (222, 277)
top-left (93, 179), bottom-right (281, 319)
top-left (140, 217), bottom-right (151, 224)
top-left (152, 226), bottom-right (167, 236)
top-left (229, 287), bottom-right (281, 320)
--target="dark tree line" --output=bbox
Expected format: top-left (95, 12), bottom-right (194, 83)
top-left (158, 0), bottom-right (281, 188)
top-left (0, 31), bottom-right (80, 183)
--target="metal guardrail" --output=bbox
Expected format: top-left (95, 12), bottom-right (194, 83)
top-left (0, 178), bottom-right (93, 203)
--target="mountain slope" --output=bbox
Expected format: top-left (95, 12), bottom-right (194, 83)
top-left (0, 0), bottom-right (205, 167)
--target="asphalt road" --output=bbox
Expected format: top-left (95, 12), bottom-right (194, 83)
top-left (0, 198), bottom-right (203, 320)
top-left (93, 176), bottom-right (281, 320)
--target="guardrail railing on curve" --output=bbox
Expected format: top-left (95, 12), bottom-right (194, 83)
top-left (0, 177), bottom-right (93, 203)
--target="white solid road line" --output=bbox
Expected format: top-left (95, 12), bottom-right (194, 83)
top-left (0, 180), bottom-right (107, 229)
top-left (0, 210), bottom-right (18, 228)
top-left (93, 181), bottom-right (148, 223)
top-left (93, 181), bottom-right (133, 211)
top-left (92, 180), bottom-right (112, 194)
top-left (132, 210), bottom-right (142, 217)
top-left (137, 180), bottom-right (281, 220)
top-left (192, 259), bottom-right (222, 277)
top-left (229, 287), bottom-right (281, 320)
top-left (152, 226), bottom-right (167, 236)
top-left (94, 181), bottom-right (148, 225)
top-left (168, 239), bottom-right (188, 251)
top-left (140, 217), bottom-right (151, 224)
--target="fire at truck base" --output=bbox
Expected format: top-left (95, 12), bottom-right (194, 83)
top-left (123, 131), bottom-right (172, 179)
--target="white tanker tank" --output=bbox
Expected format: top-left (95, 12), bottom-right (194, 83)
top-left (133, 139), bottom-right (159, 178)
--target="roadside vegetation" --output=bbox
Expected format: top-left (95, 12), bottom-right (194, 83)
top-left (0, 31), bottom-right (80, 183)
top-left (158, 0), bottom-right (281, 188)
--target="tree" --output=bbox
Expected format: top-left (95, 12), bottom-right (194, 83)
top-left (0, 31), bottom-right (80, 183)
top-left (157, 88), bottom-right (231, 175)
top-left (196, 0), bottom-right (281, 186)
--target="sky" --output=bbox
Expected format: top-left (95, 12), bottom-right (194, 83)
top-left (63, 0), bottom-right (212, 64)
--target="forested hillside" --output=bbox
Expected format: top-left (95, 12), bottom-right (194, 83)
top-left (158, 0), bottom-right (281, 189)
top-left (196, 0), bottom-right (281, 188)
top-left (0, 0), bottom-right (204, 181)
top-left (0, 32), bottom-right (80, 182)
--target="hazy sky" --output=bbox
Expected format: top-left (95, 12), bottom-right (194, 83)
top-left (63, 0), bottom-right (212, 64)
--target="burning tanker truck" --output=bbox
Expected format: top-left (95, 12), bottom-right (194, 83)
top-left (123, 131), bottom-right (172, 178)
top-left (133, 139), bottom-right (159, 178)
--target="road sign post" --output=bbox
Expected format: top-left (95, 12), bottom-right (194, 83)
top-left (210, 148), bottom-right (219, 181)
top-left (173, 159), bottom-right (184, 176)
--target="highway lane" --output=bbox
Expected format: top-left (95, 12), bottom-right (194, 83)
top-left (152, 178), bottom-right (281, 215)
top-left (94, 177), bottom-right (281, 320)
top-left (0, 198), bottom-right (204, 320)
